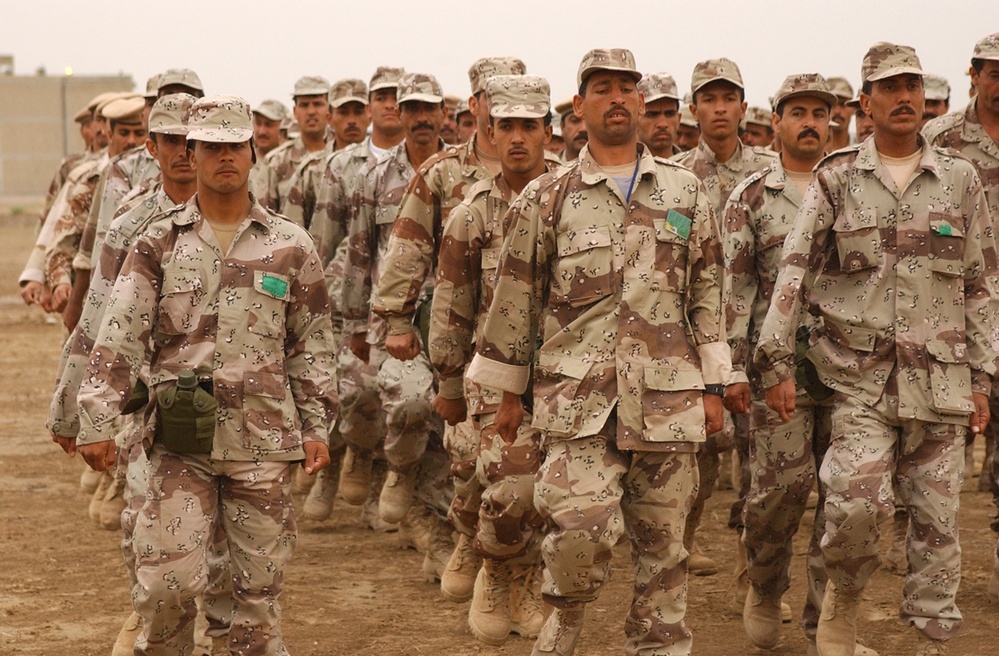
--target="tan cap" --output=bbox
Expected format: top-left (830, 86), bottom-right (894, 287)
top-left (691, 58), bottom-right (744, 95)
top-left (973, 33), bottom-right (999, 61)
top-left (102, 95), bottom-right (146, 123)
top-left (293, 75), bottom-right (331, 97)
top-left (397, 73), bottom-right (444, 104)
top-left (680, 105), bottom-right (698, 128)
top-left (95, 92), bottom-right (136, 116)
top-left (923, 74), bottom-right (950, 101)
top-left (577, 48), bottom-right (641, 88)
top-left (861, 42), bottom-right (922, 82)
top-left (158, 68), bottom-right (204, 93)
top-left (554, 98), bottom-right (574, 119)
top-left (186, 95), bottom-right (253, 143)
top-left (743, 106), bottom-right (771, 128)
top-left (444, 94), bottom-right (462, 111)
top-left (772, 73), bottom-right (839, 109)
top-left (73, 105), bottom-right (93, 123)
top-left (144, 74), bottom-right (162, 99)
top-left (148, 93), bottom-right (197, 135)
top-left (638, 73), bottom-right (681, 103)
top-left (370, 66), bottom-right (405, 92)
top-left (468, 57), bottom-right (527, 95)
top-left (253, 99), bottom-right (289, 122)
top-left (486, 75), bottom-right (550, 119)
top-left (825, 76), bottom-right (854, 101)
top-left (845, 94), bottom-right (862, 109)
top-left (455, 99), bottom-right (470, 117)
top-left (329, 78), bottom-right (368, 108)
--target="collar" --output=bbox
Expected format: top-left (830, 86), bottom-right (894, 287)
top-left (577, 142), bottom-right (657, 187)
top-left (854, 134), bottom-right (941, 180)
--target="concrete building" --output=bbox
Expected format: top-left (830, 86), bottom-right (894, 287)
top-left (0, 55), bottom-right (132, 198)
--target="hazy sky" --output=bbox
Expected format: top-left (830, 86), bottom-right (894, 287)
top-left (1, 0), bottom-right (990, 111)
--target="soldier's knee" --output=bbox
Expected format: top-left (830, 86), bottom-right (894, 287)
top-left (387, 398), bottom-right (432, 432)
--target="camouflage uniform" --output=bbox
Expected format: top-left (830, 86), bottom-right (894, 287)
top-left (752, 134), bottom-right (998, 640)
top-left (467, 139), bottom-right (731, 653)
top-left (44, 156), bottom-right (106, 290)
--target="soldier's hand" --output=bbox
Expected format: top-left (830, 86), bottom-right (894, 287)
top-left (764, 379), bottom-right (797, 423)
top-left (79, 440), bottom-right (117, 472)
top-left (385, 331), bottom-right (420, 361)
top-left (302, 442), bottom-right (331, 475)
top-left (970, 391), bottom-right (990, 435)
top-left (724, 383), bottom-right (751, 414)
top-left (63, 296), bottom-right (83, 333)
top-left (40, 287), bottom-right (55, 312)
top-left (348, 333), bottom-right (370, 364)
top-left (432, 394), bottom-right (467, 426)
top-left (50, 283), bottom-right (71, 313)
top-left (20, 281), bottom-right (43, 306)
top-left (495, 391), bottom-right (524, 444)
top-left (52, 433), bottom-right (76, 456)
top-left (703, 393), bottom-right (724, 435)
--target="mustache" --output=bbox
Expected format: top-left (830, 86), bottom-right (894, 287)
top-left (573, 131), bottom-right (588, 142)
top-left (891, 105), bottom-right (916, 116)
top-left (797, 128), bottom-right (821, 140)
top-left (411, 122), bottom-right (435, 131)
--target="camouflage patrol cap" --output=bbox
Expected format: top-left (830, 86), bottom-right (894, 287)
top-left (845, 94), bottom-right (862, 109)
top-left (554, 98), bottom-right (574, 119)
top-left (691, 58), bottom-right (744, 95)
top-left (455, 99), bottom-right (471, 117)
top-left (772, 73), bottom-right (838, 109)
top-left (293, 75), bottom-right (331, 97)
top-left (679, 105), bottom-right (698, 128)
top-left (370, 66), bottom-right (405, 92)
top-left (743, 106), bottom-right (771, 127)
top-left (144, 74), bottom-right (162, 100)
top-left (973, 33), bottom-right (999, 61)
top-left (330, 78), bottom-right (368, 108)
top-left (186, 95), bottom-right (254, 143)
top-left (486, 75), bottom-right (551, 119)
top-left (577, 48), bottom-right (641, 88)
top-left (468, 57), bottom-right (527, 95)
top-left (158, 68), bottom-right (204, 93)
top-left (253, 99), bottom-right (289, 122)
top-left (148, 93), bottom-right (197, 135)
top-left (923, 74), bottom-right (950, 101)
top-left (397, 73), bottom-right (444, 104)
top-left (102, 95), bottom-right (146, 123)
top-left (95, 92), bottom-right (137, 116)
top-left (638, 73), bottom-right (681, 103)
top-left (444, 94), bottom-right (462, 111)
top-left (861, 42), bottom-right (922, 82)
top-left (825, 76), bottom-right (854, 101)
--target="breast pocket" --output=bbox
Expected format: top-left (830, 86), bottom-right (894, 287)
top-left (158, 270), bottom-right (204, 336)
top-left (653, 209), bottom-right (693, 288)
top-left (249, 270), bottom-right (290, 341)
top-left (833, 208), bottom-right (882, 273)
top-left (928, 214), bottom-right (965, 278)
top-left (553, 226), bottom-right (615, 307)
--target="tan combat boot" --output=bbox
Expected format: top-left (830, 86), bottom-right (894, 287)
top-left (531, 605), bottom-right (585, 656)
top-left (422, 511), bottom-right (455, 582)
top-left (80, 466), bottom-right (103, 495)
top-left (743, 587), bottom-right (782, 649)
top-left (338, 446), bottom-right (373, 505)
top-left (441, 532), bottom-right (481, 602)
top-left (99, 472), bottom-right (128, 530)
top-left (302, 454), bottom-right (343, 521)
top-left (509, 563), bottom-right (544, 639)
top-left (379, 469), bottom-right (417, 523)
top-left (815, 582), bottom-right (861, 656)
top-left (291, 466), bottom-right (313, 495)
top-left (686, 539), bottom-right (719, 576)
top-left (399, 504), bottom-right (432, 552)
top-left (110, 611), bottom-right (142, 656)
top-left (915, 634), bottom-right (947, 656)
top-left (469, 560), bottom-right (512, 645)
top-left (88, 470), bottom-right (112, 523)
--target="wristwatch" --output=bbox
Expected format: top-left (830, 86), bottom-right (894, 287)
top-left (703, 384), bottom-right (726, 397)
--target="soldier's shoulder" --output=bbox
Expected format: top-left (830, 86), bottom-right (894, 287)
top-left (922, 111), bottom-right (964, 144)
top-left (929, 143), bottom-right (980, 176)
top-left (747, 146), bottom-right (778, 162)
top-left (465, 177), bottom-right (495, 201)
top-left (815, 144), bottom-right (862, 173)
top-left (669, 149), bottom-right (693, 165)
top-left (731, 164), bottom-right (771, 201)
top-left (418, 144), bottom-right (465, 175)
top-left (263, 141), bottom-right (294, 166)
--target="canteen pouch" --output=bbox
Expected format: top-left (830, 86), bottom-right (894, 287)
top-left (122, 379), bottom-right (149, 415)
top-left (156, 375), bottom-right (218, 454)
top-left (794, 326), bottom-right (834, 402)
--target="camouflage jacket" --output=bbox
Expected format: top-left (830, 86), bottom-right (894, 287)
top-left (724, 157), bottom-right (821, 387)
top-left (671, 138), bottom-right (777, 214)
top-left (753, 136), bottom-right (999, 425)
top-left (77, 196), bottom-right (338, 460)
top-left (311, 140), bottom-right (373, 267)
top-left (44, 156), bottom-right (107, 288)
top-left (259, 136), bottom-right (326, 217)
top-left (278, 142), bottom-right (337, 229)
top-left (467, 144), bottom-right (731, 449)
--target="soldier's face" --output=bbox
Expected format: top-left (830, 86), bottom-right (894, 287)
top-left (148, 133), bottom-right (195, 186)
top-left (740, 123), bottom-right (773, 148)
top-left (192, 140), bottom-right (253, 195)
top-left (972, 60), bottom-right (999, 118)
top-left (457, 112), bottom-right (476, 142)
top-left (369, 89), bottom-right (402, 134)
top-left (93, 115), bottom-right (110, 149)
top-left (330, 101), bottom-right (370, 146)
top-left (774, 96), bottom-right (830, 161)
top-left (575, 71), bottom-right (643, 147)
top-left (546, 134), bottom-right (565, 155)
top-left (921, 99), bottom-right (949, 127)
top-left (293, 95), bottom-right (330, 139)
top-left (860, 74), bottom-right (924, 139)
top-left (561, 113), bottom-right (587, 158)
top-left (400, 101), bottom-right (443, 147)
top-left (110, 122), bottom-right (148, 156)
top-left (829, 98), bottom-right (851, 134)
top-left (638, 98), bottom-right (680, 157)
top-left (675, 123), bottom-right (699, 151)
top-left (252, 114), bottom-right (282, 154)
top-left (692, 81), bottom-right (745, 142)
top-left (854, 107), bottom-right (875, 141)
top-left (79, 119), bottom-right (95, 147)
top-left (441, 107), bottom-right (458, 144)
top-left (487, 116), bottom-right (551, 177)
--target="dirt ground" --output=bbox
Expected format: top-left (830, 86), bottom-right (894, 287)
top-left (1, 216), bottom-right (996, 656)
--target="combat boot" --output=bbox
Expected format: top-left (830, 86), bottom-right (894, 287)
top-left (988, 553), bottom-right (999, 603)
top-left (422, 511), bottom-right (454, 582)
top-left (399, 504), bottom-right (432, 552)
top-left (80, 466), bottom-right (102, 495)
top-left (303, 456), bottom-right (342, 521)
top-left (509, 563), bottom-right (544, 638)
top-left (531, 604), bottom-right (585, 656)
top-left (379, 469), bottom-right (417, 523)
top-left (110, 611), bottom-right (142, 656)
top-left (440, 532), bottom-right (481, 602)
top-left (883, 511), bottom-right (908, 575)
top-left (469, 560), bottom-right (512, 645)
top-left (291, 466), bottom-right (313, 495)
top-left (743, 587), bottom-right (781, 649)
top-left (686, 539), bottom-right (719, 576)
top-left (732, 536), bottom-right (749, 610)
top-left (99, 472), bottom-right (127, 530)
top-left (815, 582), bottom-right (861, 656)
top-left (359, 495), bottom-right (398, 532)
top-left (914, 634), bottom-right (947, 656)
top-left (339, 446), bottom-right (373, 505)
top-left (88, 470), bottom-right (112, 523)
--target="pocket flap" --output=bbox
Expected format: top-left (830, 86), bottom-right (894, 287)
top-left (162, 268), bottom-right (203, 294)
top-left (834, 207), bottom-right (877, 232)
top-left (243, 371), bottom-right (287, 399)
top-left (930, 220), bottom-right (963, 239)
top-left (537, 351), bottom-right (591, 379)
top-left (645, 365), bottom-right (705, 391)
top-left (827, 322), bottom-right (878, 353)
top-left (481, 247), bottom-right (501, 270)
top-left (926, 339), bottom-right (969, 364)
top-left (557, 226), bottom-right (612, 257)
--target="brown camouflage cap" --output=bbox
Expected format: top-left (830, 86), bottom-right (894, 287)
top-left (293, 75), bottom-right (331, 97)
top-left (691, 58), bottom-right (744, 95)
top-left (861, 42), bottom-right (922, 82)
top-left (577, 48), bottom-right (641, 88)
top-left (486, 75), bottom-right (551, 119)
top-left (158, 68), bottom-right (204, 93)
top-left (468, 57), bottom-right (527, 95)
top-left (923, 74), bottom-right (950, 101)
top-left (444, 94), bottom-right (462, 111)
top-left (144, 74), bottom-right (162, 99)
top-left (330, 78), bottom-right (368, 108)
top-left (973, 33), bottom-right (999, 61)
top-left (397, 73), bottom-right (444, 105)
top-left (743, 106), bottom-right (771, 127)
top-left (554, 98), bottom-right (574, 119)
top-left (148, 93), bottom-right (197, 135)
top-left (186, 95), bottom-right (254, 143)
top-left (772, 73), bottom-right (838, 109)
top-left (370, 66), bottom-right (405, 92)
top-left (102, 95), bottom-right (145, 123)
top-left (825, 76), bottom-right (854, 101)
top-left (638, 72), bottom-right (681, 103)
top-left (680, 105), bottom-right (697, 127)
top-left (253, 99), bottom-right (288, 122)
top-left (455, 99), bottom-right (471, 117)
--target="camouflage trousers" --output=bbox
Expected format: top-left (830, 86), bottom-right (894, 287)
top-left (985, 380), bottom-right (999, 529)
top-left (821, 391), bottom-right (964, 640)
top-left (132, 445), bottom-right (296, 656)
top-left (728, 412), bottom-right (751, 531)
top-left (444, 416), bottom-right (483, 538)
top-left (685, 411), bottom-right (734, 548)
top-left (743, 392), bottom-right (831, 640)
top-left (535, 426), bottom-right (698, 656)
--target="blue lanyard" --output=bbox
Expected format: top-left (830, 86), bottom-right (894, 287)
top-left (625, 159), bottom-right (640, 204)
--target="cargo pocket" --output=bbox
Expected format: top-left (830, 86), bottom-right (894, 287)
top-left (641, 365), bottom-right (706, 443)
top-left (530, 352), bottom-right (590, 437)
top-left (553, 226), bottom-right (615, 307)
top-left (243, 370), bottom-right (293, 450)
top-left (925, 339), bottom-right (973, 415)
top-left (833, 208), bottom-right (882, 272)
top-left (928, 215), bottom-right (965, 278)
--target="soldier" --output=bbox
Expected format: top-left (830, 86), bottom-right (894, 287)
top-left (921, 75), bottom-right (951, 127)
top-left (676, 104), bottom-right (700, 151)
top-left (847, 95), bottom-right (876, 142)
top-left (456, 100), bottom-right (476, 143)
top-left (248, 99), bottom-right (289, 199)
top-left (825, 76), bottom-right (854, 150)
top-left (672, 57), bottom-right (775, 577)
top-left (76, 95), bottom-right (337, 656)
top-left (442, 94), bottom-right (461, 144)
top-left (555, 97), bottom-right (587, 161)
top-left (156, 68), bottom-right (205, 98)
top-left (637, 72), bottom-right (682, 157)
top-left (467, 48), bottom-right (728, 656)
top-left (430, 73), bottom-right (555, 645)
top-left (754, 43), bottom-right (997, 656)
top-left (724, 74), bottom-right (876, 656)
top-left (741, 106), bottom-right (775, 148)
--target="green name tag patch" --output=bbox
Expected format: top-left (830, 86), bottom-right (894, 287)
top-left (666, 209), bottom-right (692, 240)
top-left (933, 224), bottom-right (952, 236)
top-left (261, 274), bottom-right (288, 298)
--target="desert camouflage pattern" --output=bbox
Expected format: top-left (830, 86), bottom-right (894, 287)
top-left (824, 76), bottom-right (854, 101)
top-left (468, 57), bottom-right (526, 95)
top-left (690, 57), bottom-right (744, 94)
top-left (923, 74), bottom-right (951, 101)
top-left (253, 98), bottom-right (289, 122)
top-left (638, 72), bottom-right (681, 103)
top-left (329, 78), bottom-right (367, 108)
top-left (147, 93), bottom-right (196, 135)
top-left (575, 48), bottom-right (641, 88)
top-left (259, 135), bottom-right (319, 218)
top-left (312, 140), bottom-right (372, 268)
top-left (278, 144), bottom-right (333, 229)
top-left (861, 41), bottom-right (923, 82)
top-left (293, 75), bottom-right (331, 97)
top-left (397, 72), bottom-right (444, 104)
top-left (76, 196), bottom-right (338, 461)
top-left (485, 75), bottom-right (550, 119)
top-left (370, 65), bottom-right (406, 92)
top-left (157, 67), bottom-right (204, 93)
top-left (185, 95), bottom-right (254, 143)
top-left (743, 106), bottom-right (771, 128)
top-left (467, 144), bottom-right (729, 450)
top-left (772, 73), bottom-right (838, 109)
top-left (973, 32), bottom-right (999, 60)
top-left (671, 138), bottom-right (776, 216)
top-left (43, 156), bottom-right (105, 288)
top-left (753, 137), bottom-right (998, 424)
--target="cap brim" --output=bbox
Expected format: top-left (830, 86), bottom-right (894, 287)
top-left (643, 92), bottom-right (682, 104)
top-left (578, 66), bottom-right (643, 88)
top-left (692, 75), bottom-right (744, 94)
top-left (150, 126), bottom-right (188, 135)
top-left (253, 110), bottom-right (284, 121)
top-left (331, 96), bottom-right (367, 108)
top-left (399, 93), bottom-right (443, 104)
top-left (490, 107), bottom-right (550, 119)
top-left (293, 90), bottom-right (329, 98)
top-left (867, 67), bottom-right (923, 82)
top-left (186, 128), bottom-right (253, 143)
top-left (774, 90), bottom-right (839, 108)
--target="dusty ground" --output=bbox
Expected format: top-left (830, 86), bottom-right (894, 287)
top-left (1, 216), bottom-right (997, 656)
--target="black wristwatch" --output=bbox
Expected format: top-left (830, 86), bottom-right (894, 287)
top-left (703, 384), bottom-right (726, 397)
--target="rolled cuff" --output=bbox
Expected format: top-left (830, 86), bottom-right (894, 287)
top-left (438, 375), bottom-right (465, 400)
top-left (728, 368), bottom-right (750, 385)
top-left (19, 268), bottom-right (44, 285)
top-left (386, 315), bottom-right (415, 336)
top-left (467, 354), bottom-right (530, 396)
top-left (698, 342), bottom-right (733, 386)
top-left (759, 359), bottom-right (794, 390)
top-left (972, 369), bottom-right (992, 396)
top-left (72, 250), bottom-right (92, 272)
